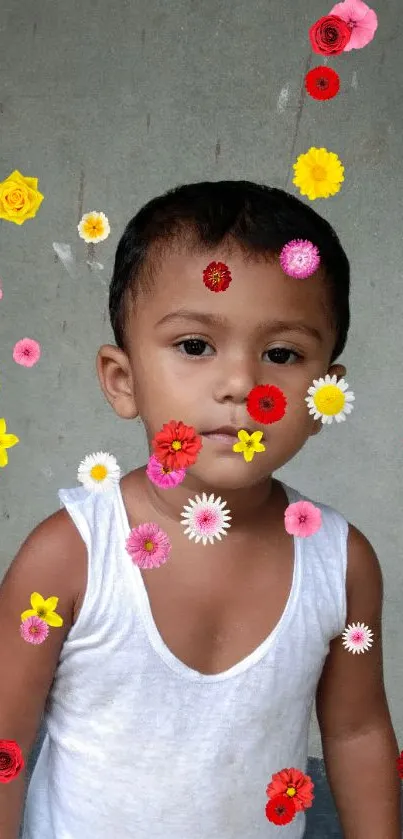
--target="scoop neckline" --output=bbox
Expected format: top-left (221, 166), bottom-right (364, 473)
top-left (115, 480), bottom-right (302, 683)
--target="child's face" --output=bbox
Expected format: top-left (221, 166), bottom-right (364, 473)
top-left (98, 243), bottom-right (346, 491)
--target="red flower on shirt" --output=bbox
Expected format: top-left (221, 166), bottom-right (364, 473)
top-left (202, 261), bottom-right (232, 292)
top-left (246, 385), bottom-right (287, 425)
top-left (265, 793), bottom-right (296, 824)
top-left (266, 766), bottom-right (314, 812)
top-left (0, 740), bottom-right (24, 784)
top-left (152, 420), bottom-right (203, 471)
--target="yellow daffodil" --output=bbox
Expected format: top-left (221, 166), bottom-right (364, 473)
top-left (0, 418), bottom-right (19, 467)
top-left (293, 147), bottom-right (344, 200)
top-left (21, 593), bottom-right (64, 627)
top-left (78, 211), bottom-right (110, 243)
top-left (0, 170), bottom-right (44, 225)
top-left (232, 429), bottom-right (266, 462)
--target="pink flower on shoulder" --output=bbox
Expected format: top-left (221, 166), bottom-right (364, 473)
top-left (13, 338), bottom-right (41, 367)
top-left (125, 522), bottom-right (171, 569)
top-left (284, 500), bottom-right (322, 538)
top-left (329, 0), bottom-right (378, 51)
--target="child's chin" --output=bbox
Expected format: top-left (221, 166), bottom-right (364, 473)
top-left (186, 458), bottom-right (270, 491)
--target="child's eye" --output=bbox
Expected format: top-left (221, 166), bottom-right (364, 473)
top-left (174, 341), bottom-right (302, 363)
top-left (174, 338), bottom-right (214, 357)
top-left (264, 347), bottom-right (302, 365)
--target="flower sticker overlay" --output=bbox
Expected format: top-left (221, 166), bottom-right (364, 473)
top-left (266, 794), bottom-right (296, 825)
top-left (266, 767), bottom-right (314, 824)
top-left (21, 593), bottom-right (64, 627)
top-left (396, 751), bottom-right (403, 779)
top-left (329, 0), bottom-right (378, 51)
top-left (77, 452), bottom-right (121, 493)
top-left (0, 170), bottom-right (44, 225)
top-left (78, 211), bottom-right (110, 243)
top-left (309, 14), bottom-right (352, 55)
top-left (126, 523), bottom-right (172, 569)
top-left (146, 454), bottom-right (186, 489)
top-left (284, 501), bottom-right (322, 538)
top-left (202, 261), bottom-right (232, 292)
top-left (152, 420), bottom-right (203, 471)
top-left (342, 623), bottom-right (374, 654)
top-left (279, 239), bottom-right (320, 279)
top-left (181, 493), bottom-right (232, 546)
top-left (293, 147), bottom-right (345, 201)
top-left (0, 740), bottom-right (25, 784)
top-left (305, 374), bottom-right (355, 424)
top-left (247, 385), bottom-right (287, 425)
top-left (305, 66), bottom-right (341, 101)
top-left (0, 418), bottom-right (19, 468)
top-left (232, 430), bottom-right (266, 462)
top-left (13, 338), bottom-right (41, 368)
top-left (20, 616), bottom-right (49, 645)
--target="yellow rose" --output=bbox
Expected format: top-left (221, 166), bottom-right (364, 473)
top-left (0, 169), bottom-right (44, 225)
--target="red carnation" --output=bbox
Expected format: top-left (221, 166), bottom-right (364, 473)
top-left (265, 793), bottom-right (296, 825)
top-left (0, 740), bottom-right (24, 784)
top-left (152, 420), bottom-right (203, 471)
top-left (202, 261), bottom-right (232, 292)
top-left (305, 66), bottom-right (340, 101)
top-left (246, 385), bottom-right (287, 425)
top-left (309, 15), bottom-right (351, 56)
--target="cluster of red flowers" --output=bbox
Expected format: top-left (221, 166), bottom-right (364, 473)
top-left (0, 739), bottom-right (24, 784)
top-left (265, 767), bottom-right (314, 825)
top-left (151, 420), bottom-right (202, 472)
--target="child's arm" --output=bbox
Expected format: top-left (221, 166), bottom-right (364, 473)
top-left (0, 511), bottom-right (85, 839)
top-left (316, 524), bottom-right (401, 838)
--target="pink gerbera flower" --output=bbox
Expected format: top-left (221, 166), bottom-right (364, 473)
top-left (146, 454), bottom-right (186, 489)
top-left (13, 338), bottom-right (41, 368)
top-left (280, 240), bottom-right (320, 279)
top-left (284, 500), bottom-right (322, 538)
top-left (19, 616), bottom-right (49, 645)
top-left (125, 522), bottom-right (172, 569)
top-left (329, 0), bottom-right (378, 51)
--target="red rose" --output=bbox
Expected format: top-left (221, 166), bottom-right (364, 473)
top-left (0, 739), bottom-right (25, 783)
top-left (309, 15), bottom-right (351, 56)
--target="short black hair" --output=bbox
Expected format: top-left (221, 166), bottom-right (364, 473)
top-left (109, 180), bottom-right (350, 363)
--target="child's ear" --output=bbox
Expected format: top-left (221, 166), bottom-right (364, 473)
top-left (96, 345), bottom-right (139, 419)
top-left (308, 363), bottom-right (347, 439)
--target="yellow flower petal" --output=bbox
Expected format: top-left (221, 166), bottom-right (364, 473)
top-left (0, 433), bottom-right (19, 449)
top-left (44, 612), bottom-right (64, 628)
top-left (21, 609), bottom-right (36, 622)
top-left (0, 449), bottom-right (8, 467)
top-left (250, 431), bottom-right (263, 443)
top-left (30, 592), bottom-right (45, 611)
top-left (232, 442), bottom-right (244, 453)
top-left (254, 442), bottom-right (266, 453)
top-left (0, 418), bottom-right (6, 435)
top-left (243, 448), bottom-right (255, 462)
top-left (237, 429), bottom-right (251, 443)
top-left (43, 596), bottom-right (59, 612)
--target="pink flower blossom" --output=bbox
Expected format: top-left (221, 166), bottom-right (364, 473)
top-left (0, 281), bottom-right (3, 300)
top-left (19, 616), bottom-right (49, 645)
top-left (125, 522), bottom-right (171, 569)
top-left (146, 454), bottom-right (186, 489)
top-left (280, 240), bottom-right (320, 279)
top-left (284, 501), bottom-right (322, 538)
top-left (13, 338), bottom-right (41, 368)
top-left (329, 0), bottom-right (378, 51)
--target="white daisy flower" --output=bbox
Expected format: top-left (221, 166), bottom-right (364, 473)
top-left (180, 493), bottom-right (232, 546)
top-left (77, 451), bottom-right (121, 493)
top-left (342, 622), bottom-right (374, 655)
top-left (305, 374), bottom-right (355, 424)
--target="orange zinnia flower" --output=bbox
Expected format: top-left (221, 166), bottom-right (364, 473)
top-left (152, 420), bottom-right (203, 471)
top-left (266, 767), bottom-right (314, 812)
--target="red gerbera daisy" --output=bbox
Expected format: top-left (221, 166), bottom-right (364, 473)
top-left (266, 767), bottom-right (314, 812)
top-left (152, 420), bottom-right (203, 471)
top-left (246, 385), bottom-right (287, 425)
top-left (265, 794), bottom-right (296, 825)
top-left (202, 261), bottom-right (232, 292)
top-left (396, 751), bottom-right (403, 779)
top-left (305, 66), bottom-right (340, 101)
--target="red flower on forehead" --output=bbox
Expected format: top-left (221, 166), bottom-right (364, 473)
top-left (247, 385), bottom-right (287, 425)
top-left (202, 261), bottom-right (232, 292)
top-left (305, 66), bottom-right (341, 101)
top-left (265, 794), bottom-right (296, 825)
top-left (152, 420), bottom-right (203, 471)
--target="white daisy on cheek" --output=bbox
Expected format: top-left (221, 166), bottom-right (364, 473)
top-left (181, 493), bottom-right (232, 546)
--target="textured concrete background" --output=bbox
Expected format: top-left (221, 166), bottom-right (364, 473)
top-left (1, 0), bottom-right (402, 834)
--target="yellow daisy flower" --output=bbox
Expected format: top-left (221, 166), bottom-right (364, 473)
top-left (21, 592), bottom-right (63, 627)
top-left (232, 429), bottom-right (266, 462)
top-left (78, 211), bottom-right (110, 244)
top-left (293, 147), bottom-right (344, 200)
top-left (0, 418), bottom-right (19, 467)
top-left (305, 374), bottom-right (355, 424)
top-left (0, 170), bottom-right (44, 225)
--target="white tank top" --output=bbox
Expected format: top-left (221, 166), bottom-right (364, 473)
top-left (22, 480), bottom-right (348, 839)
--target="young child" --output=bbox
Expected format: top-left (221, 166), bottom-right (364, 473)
top-left (0, 181), bottom-right (401, 838)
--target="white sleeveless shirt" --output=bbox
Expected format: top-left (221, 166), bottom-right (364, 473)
top-left (22, 481), bottom-right (348, 839)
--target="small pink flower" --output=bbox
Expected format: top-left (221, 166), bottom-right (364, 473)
top-left (146, 454), bottom-right (186, 489)
top-left (126, 522), bottom-right (172, 569)
top-left (19, 616), bottom-right (49, 645)
top-left (329, 0), bottom-right (378, 51)
top-left (284, 501), bottom-right (322, 538)
top-left (13, 338), bottom-right (41, 368)
top-left (0, 281), bottom-right (3, 300)
top-left (279, 240), bottom-right (320, 279)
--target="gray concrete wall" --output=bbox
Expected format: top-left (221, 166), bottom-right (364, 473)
top-left (1, 1), bottom-right (402, 834)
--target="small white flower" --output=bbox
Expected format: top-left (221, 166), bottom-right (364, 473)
top-left (77, 211), bottom-right (110, 244)
top-left (305, 374), bottom-right (355, 424)
top-left (342, 622), bottom-right (374, 655)
top-left (77, 451), bottom-right (121, 493)
top-left (180, 493), bottom-right (232, 546)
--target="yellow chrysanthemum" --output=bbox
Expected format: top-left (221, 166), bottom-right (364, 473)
top-left (293, 147), bottom-right (344, 200)
top-left (232, 429), bottom-right (266, 463)
top-left (21, 592), bottom-right (64, 627)
top-left (305, 375), bottom-right (355, 425)
top-left (0, 418), bottom-right (19, 467)
top-left (78, 211), bottom-right (110, 244)
top-left (0, 170), bottom-right (44, 225)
